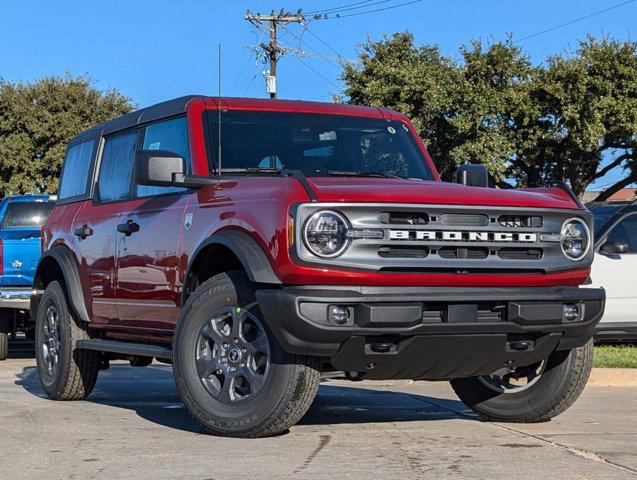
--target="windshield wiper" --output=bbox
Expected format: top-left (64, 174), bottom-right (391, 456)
top-left (218, 167), bottom-right (283, 174)
top-left (327, 170), bottom-right (403, 179)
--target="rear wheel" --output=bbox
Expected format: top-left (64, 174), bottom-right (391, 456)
top-left (35, 281), bottom-right (101, 400)
top-left (173, 271), bottom-right (321, 438)
top-left (0, 332), bottom-right (7, 360)
top-left (451, 339), bottom-right (593, 422)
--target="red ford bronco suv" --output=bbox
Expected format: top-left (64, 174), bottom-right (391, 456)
top-left (33, 96), bottom-right (604, 438)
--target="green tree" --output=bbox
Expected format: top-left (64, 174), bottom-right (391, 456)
top-left (0, 74), bottom-right (134, 196)
top-left (341, 33), bottom-right (637, 197)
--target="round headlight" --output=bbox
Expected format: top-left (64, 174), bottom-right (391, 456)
top-left (560, 218), bottom-right (590, 261)
top-left (303, 210), bottom-right (350, 258)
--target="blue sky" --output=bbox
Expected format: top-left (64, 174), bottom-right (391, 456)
top-left (1, 0), bottom-right (634, 189)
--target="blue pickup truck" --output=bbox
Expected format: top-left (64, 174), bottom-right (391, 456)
top-left (0, 195), bottom-right (55, 360)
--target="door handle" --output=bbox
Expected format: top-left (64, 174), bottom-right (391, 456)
top-left (73, 225), bottom-right (93, 239)
top-left (117, 220), bottom-right (140, 236)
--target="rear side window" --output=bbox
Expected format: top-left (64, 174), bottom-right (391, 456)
top-left (58, 140), bottom-right (94, 199)
top-left (97, 130), bottom-right (138, 202)
top-left (136, 117), bottom-right (190, 198)
top-left (1, 202), bottom-right (55, 228)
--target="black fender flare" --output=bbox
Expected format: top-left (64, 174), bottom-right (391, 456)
top-left (185, 230), bottom-right (281, 295)
top-left (33, 246), bottom-right (91, 324)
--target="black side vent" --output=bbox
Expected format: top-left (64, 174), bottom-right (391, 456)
top-left (499, 215), bottom-right (543, 228)
top-left (378, 212), bottom-right (428, 225)
top-left (498, 248), bottom-right (543, 260)
top-left (438, 247), bottom-right (489, 260)
top-left (378, 245), bottom-right (429, 258)
top-left (439, 213), bottom-right (489, 226)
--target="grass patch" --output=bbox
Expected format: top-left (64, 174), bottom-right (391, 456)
top-left (594, 345), bottom-right (637, 368)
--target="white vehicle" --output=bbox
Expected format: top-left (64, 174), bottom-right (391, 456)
top-left (589, 201), bottom-right (637, 342)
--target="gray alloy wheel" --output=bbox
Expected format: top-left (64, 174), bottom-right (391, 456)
top-left (478, 360), bottom-right (546, 394)
top-left (195, 306), bottom-right (270, 404)
top-left (41, 305), bottom-right (62, 378)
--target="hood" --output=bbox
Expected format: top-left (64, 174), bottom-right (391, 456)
top-left (306, 178), bottom-right (580, 210)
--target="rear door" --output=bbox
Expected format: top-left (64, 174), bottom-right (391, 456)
top-left (71, 129), bottom-right (139, 326)
top-left (114, 117), bottom-right (192, 332)
top-left (0, 200), bottom-right (54, 286)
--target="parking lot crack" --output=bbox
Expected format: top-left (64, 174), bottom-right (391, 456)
top-left (391, 388), bottom-right (637, 476)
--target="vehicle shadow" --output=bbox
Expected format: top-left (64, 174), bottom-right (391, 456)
top-left (15, 364), bottom-right (471, 435)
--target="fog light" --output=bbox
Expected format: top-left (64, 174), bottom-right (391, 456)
top-left (563, 304), bottom-right (579, 321)
top-left (329, 305), bottom-right (350, 325)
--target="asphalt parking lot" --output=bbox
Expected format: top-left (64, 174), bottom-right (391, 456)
top-left (1, 340), bottom-right (635, 480)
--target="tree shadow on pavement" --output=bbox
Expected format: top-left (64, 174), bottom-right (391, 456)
top-left (14, 364), bottom-right (470, 436)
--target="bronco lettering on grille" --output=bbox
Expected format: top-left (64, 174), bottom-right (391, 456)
top-left (388, 230), bottom-right (538, 242)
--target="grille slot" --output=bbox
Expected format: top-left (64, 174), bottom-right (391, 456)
top-left (378, 245), bottom-right (429, 259)
top-left (499, 215), bottom-right (543, 228)
top-left (438, 247), bottom-right (489, 260)
top-left (439, 213), bottom-right (489, 226)
top-left (378, 212), bottom-right (428, 225)
top-left (498, 247), bottom-right (543, 260)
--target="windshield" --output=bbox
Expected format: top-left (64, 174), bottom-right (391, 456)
top-left (1, 201), bottom-right (54, 229)
top-left (208, 111), bottom-right (435, 180)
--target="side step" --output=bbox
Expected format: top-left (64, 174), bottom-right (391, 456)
top-left (76, 339), bottom-right (172, 360)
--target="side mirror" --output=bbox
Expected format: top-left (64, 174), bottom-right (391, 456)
top-left (134, 150), bottom-right (188, 187)
top-left (599, 240), bottom-right (629, 255)
top-left (456, 164), bottom-right (489, 188)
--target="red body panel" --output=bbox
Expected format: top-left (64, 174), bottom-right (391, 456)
top-left (43, 97), bottom-right (590, 341)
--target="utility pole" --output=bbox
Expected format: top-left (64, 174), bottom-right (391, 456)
top-left (245, 10), bottom-right (305, 99)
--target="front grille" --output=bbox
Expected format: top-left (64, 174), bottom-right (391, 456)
top-left (438, 247), bottom-right (489, 259)
top-left (295, 202), bottom-right (592, 274)
top-left (498, 247), bottom-right (543, 260)
top-left (378, 245), bottom-right (429, 258)
top-left (439, 213), bottom-right (489, 226)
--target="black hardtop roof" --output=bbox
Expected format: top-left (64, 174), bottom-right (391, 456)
top-left (70, 95), bottom-right (197, 145)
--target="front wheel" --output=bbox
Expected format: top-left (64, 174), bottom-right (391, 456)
top-left (173, 272), bottom-right (321, 438)
top-left (451, 339), bottom-right (593, 422)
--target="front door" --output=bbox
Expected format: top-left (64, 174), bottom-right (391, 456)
top-left (114, 117), bottom-right (192, 332)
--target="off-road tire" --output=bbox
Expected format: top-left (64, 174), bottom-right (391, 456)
top-left (451, 339), bottom-right (593, 422)
top-left (173, 271), bottom-right (321, 438)
top-left (0, 332), bottom-right (8, 360)
top-left (35, 281), bottom-right (100, 400)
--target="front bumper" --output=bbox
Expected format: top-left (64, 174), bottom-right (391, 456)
top-left (0, 288), bottom-right (35, 309)
top-left (256, 286), bottom-right (605, 380)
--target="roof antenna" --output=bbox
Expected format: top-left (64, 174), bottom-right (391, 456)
top-left (217, 43), bottom-right (222, 175)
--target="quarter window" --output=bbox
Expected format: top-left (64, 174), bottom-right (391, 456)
top-left (605, 214), bottom-right (637, 253)
top-left (58, 140), bottom-right (94, 199)
top-left (97, 130), bottom-right (138, 202)
top-left (136, 117), bottom-right (190, 197)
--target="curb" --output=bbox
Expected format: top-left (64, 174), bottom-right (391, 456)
top-left (588, 368), bottom-right (637, 387)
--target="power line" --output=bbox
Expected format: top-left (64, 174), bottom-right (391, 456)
top-left (516, 0), bottom-right (635, 42)
top-left (279, 23), bottom-right (341, 68)
top-left (303, 24), bottom-right (346, 60)
top-left (309, 0), bottom-right (395, 17)
top-left (304, 0), bottom-right (374, 15)
top-left (292, 55), bottom-right (341, 89)
top-left (241, 71), bottom-right (259, 96)
top-left (319, 0), bottom-right (423, 19)
top-left (229, 52), bottom-right (254, 95)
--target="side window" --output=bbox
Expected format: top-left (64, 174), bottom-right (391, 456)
top-left (605, 214), bottom-right (637, 253)
top-left (58, 140), bottom-right (94, 199)
top-left (97, 130), bottom-right (138, 203)
top-left (136, 117), bottom-right (190, 197)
